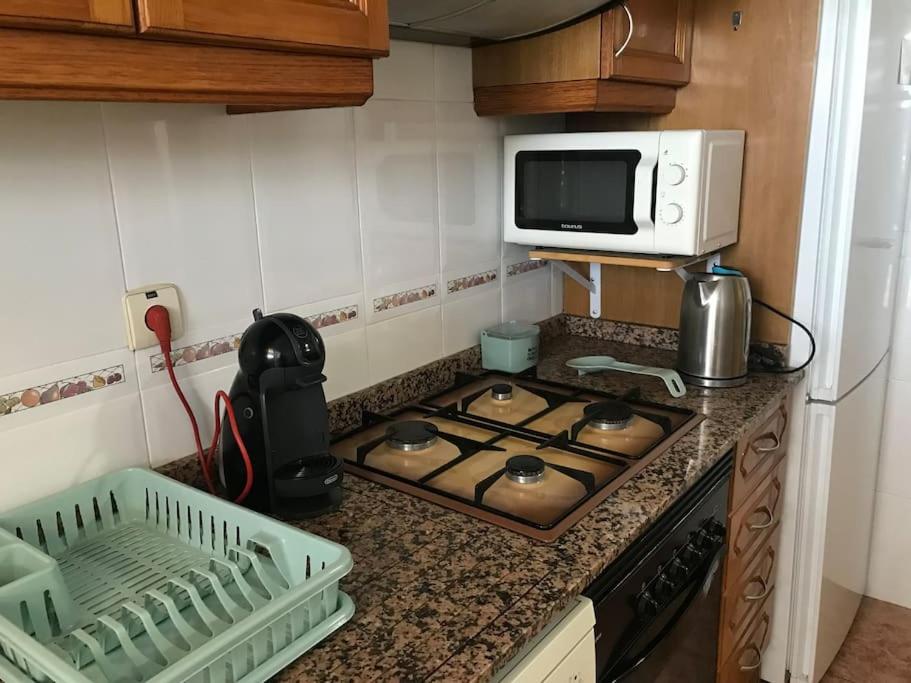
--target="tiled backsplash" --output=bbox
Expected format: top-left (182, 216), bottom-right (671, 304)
top-left (0, 41), bottom-right (564, 511)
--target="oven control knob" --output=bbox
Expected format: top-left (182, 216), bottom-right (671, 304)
top-left (666, 558), bottom-right (688, 581)
top-left (654, 573), bottom-right (675, 599)
top-left (662, 203), bottom-right (684, 224)
top-left (666, 163), bottom-right (687, 185)
top-left (681, 541), bottom-right (706, 564)
top-left (637, 590), bottom-right (660, 616)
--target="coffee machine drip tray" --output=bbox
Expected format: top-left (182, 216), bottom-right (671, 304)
top-left (272, 454), bottom-right (344, 519)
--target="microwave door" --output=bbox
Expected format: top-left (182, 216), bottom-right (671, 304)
top-left (506, 147), bottom-right (658, 253)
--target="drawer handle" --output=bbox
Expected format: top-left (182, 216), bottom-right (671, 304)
top-left (753, 431), bottom-right (781, 453)
top-left (740, 644), bottom-right (762, 671)
top-left (747, 505), bottom-right (775, 531)
top-left (744, 575), bottom-right (770, 602)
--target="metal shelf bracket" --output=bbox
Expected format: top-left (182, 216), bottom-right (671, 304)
top-left (535, 250), bottom-right (721, 320)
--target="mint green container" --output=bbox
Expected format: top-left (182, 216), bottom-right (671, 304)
top-left (481, 321), bottom-right (540, 373)
top-left (0, 468), bottom-right (353, 683)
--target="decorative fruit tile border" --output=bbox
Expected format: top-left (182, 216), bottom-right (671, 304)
top-left (150, 305), bottom-right (361, 374)
top-left (373, 284), bottom-right (438, 313)
top-left (0, 365), bottom-right (125, 418)
top-left (307, 304), bottom-right (359, 330)
top-left (506, 260), bottom-right (548, 278)
top-left (447, 269), bottom-right (498, 294)
top-left (151, 334), bottom-right (241, 374)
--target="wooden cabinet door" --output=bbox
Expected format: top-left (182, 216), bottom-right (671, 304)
top-left (0, 1), bottom-right (134, 33)
top-left (136, 0), bottom-right (389, 55)
top-left (601, 0), bottom-right (694, 86)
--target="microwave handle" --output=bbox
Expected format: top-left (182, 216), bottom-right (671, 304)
top-left (633, 151), bottom-right (658, 231)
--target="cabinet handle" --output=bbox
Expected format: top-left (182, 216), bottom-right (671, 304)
top-left (747, 505), bottom-right (775, 531)
top-left (744, 575), bottom-right (770, 602)
top-left (753, 431), bottom-right (781, 453)
top-left (739, 644), bottom-right (762, 671)
top-left (614, 3), bottom-right (635, 58)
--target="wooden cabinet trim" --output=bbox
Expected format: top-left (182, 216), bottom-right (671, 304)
top-left (474, 80), bottom-right (676, 117)
top-left (0, 0), bottom-right (134, 33)
top-left (136, 0), bottom-right (389, 56)
top-left (0, 28), bottom-right (374, 106)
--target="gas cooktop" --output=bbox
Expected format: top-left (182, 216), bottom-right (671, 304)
top-left (331, 371), bottom-right (702, 541)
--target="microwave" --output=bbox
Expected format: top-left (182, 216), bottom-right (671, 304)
top-left (503, 130), bottom-right (745, 256)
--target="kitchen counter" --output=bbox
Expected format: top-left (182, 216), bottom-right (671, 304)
top-left (159, 333), bottom-right (801, 682)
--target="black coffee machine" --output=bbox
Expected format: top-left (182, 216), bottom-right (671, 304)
top-left (218, 309), bottom-right (343, 518)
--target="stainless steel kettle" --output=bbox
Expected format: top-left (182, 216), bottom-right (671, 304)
top-left (677, 272), bottom-right (752, 387)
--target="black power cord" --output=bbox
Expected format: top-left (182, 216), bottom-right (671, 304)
top-left (752, 299), bottom-right (816, 374)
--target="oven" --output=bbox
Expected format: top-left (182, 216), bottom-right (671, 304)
top-left (503, 130), bottom-right (745, 256)
top-left (584, 452), bottom-right (732, 682)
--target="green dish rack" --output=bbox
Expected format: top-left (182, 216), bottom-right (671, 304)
top-left (0, 468), bottom-right (354, 683)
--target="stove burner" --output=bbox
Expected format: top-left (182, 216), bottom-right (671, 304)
top-left (385, 420), bottom-right (439, 452)
top-left (491, 383), bottom-right (513, 402)
top-left (505, 455), bottom-right (546, 484)
top-left (583, 400), bottom-right (634, 431)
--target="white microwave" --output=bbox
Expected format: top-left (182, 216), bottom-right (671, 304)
top-left (503, 130), bottom-right (745, 256)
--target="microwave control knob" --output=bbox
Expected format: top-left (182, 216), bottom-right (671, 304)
top-left (663, 203), bottom-right (684, 224)
top-left (666, 163), bottom-right (687, 185)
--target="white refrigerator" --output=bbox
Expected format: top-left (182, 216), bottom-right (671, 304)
top-left (762, 1), bottom-right (911, 682)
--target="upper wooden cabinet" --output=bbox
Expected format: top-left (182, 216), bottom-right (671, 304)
top-left (135, 0), bottom-right (389, 55)
top-left (0, 0), bottom-right (388, 109)
top-left (602, 0), bottom-right (694, 86)
top-left (472, 0), bottom-right (694, 117)
top-left (0, 0), bottom-right (134, 33)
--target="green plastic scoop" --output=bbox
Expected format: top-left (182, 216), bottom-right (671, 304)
top-left (566, 356), bottom-right (687, 398)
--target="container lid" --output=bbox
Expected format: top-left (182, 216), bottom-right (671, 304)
top-left (484, 321), bottom-right (540, 340)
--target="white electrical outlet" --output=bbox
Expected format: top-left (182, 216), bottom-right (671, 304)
top-left (123, 283), bottom-right (184, 350)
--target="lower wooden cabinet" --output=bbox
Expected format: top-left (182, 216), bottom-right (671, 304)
top-left (720, 597), bottom-right (774, 683)
top-left (717, 395), bottom-right (790, 683)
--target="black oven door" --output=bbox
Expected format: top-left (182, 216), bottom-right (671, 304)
top-left (605, 545), bottom-right (725, 682)
top-left (514, 149), bottom-right (650, 234)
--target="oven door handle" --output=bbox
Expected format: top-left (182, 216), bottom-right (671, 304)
top-left (605, 544), bottom-right (725, 682)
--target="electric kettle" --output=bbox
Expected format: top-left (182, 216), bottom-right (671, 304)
top-left (677, 271), bottom-right (752, 387)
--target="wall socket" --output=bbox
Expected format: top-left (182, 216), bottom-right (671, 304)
top-left (123, 283), bottom-right (184, 351)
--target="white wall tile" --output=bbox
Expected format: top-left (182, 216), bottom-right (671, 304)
top-left (103, 103), bottom-right (263, 341)
top-left (323, 327), bottom-right (370, 400)
top-left (891, 257), bottom-right (911, 382)
top-left (141, 363), bottom-right (238, 467)
top-left (0, 393), bottom-right (148, 512)
top-left (0, 348), bottom-right (147, 511)
top-left (373, 40), bottom-right (435, 101)
top-left (249, 108), bottom-right (363, 311)
top-left (0, 102), bottom-right (126, 377)
top-left (443, 287), bottom-right (501, 355)
top-left (503, 267), bottom-right (552, 323)
top-left (434, 45), bottom-right (474, 103)
top-left (436, 103), bottom-right (501, 274)
top-left (875, 379), bottom-right (911, 498)
top-left (366, 306), bottom-right (443, 384)
top-left (867, 491), bottom-right (911, 608)
top-left (355, 100), bottom-right (440, 306)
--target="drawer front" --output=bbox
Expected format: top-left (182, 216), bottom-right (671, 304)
top-left (728, 460), bottom-right (785, 580)
top-left (731, 401), bottom-right (788, 513)
top-left (720, 529), bottom-right (780, 664)
top-left (719, 595), bottom-right (774, 683)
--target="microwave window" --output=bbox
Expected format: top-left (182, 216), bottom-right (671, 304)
top-left (515, 150), bottom-right (641, 234)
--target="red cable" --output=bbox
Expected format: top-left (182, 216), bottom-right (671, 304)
top-left (147, 305), bottom-right (254, 504)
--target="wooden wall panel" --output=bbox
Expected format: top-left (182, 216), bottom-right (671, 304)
top-left (566, 0), bottom-right (822, 344)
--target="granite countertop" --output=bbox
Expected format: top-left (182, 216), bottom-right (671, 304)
top-left (160, 333), bottom-right (802, 682)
